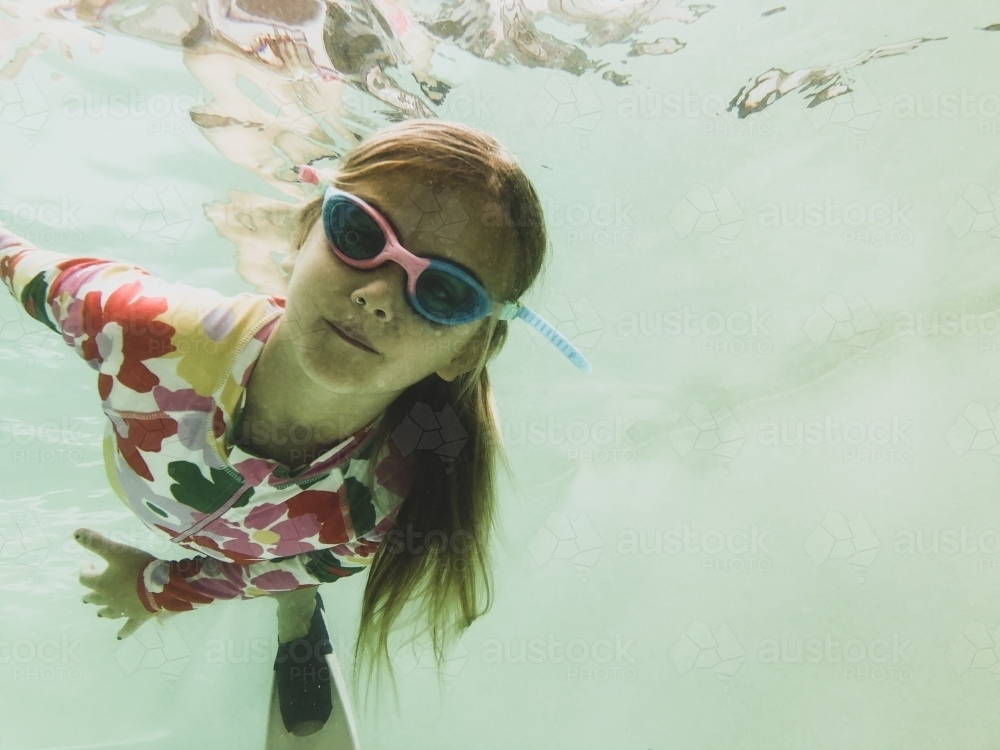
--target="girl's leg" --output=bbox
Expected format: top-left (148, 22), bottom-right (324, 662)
top-left (274, 586), bottom-right (319, 642)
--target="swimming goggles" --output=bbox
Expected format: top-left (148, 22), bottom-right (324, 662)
top-left (298, 165), bottom-right (591, 373)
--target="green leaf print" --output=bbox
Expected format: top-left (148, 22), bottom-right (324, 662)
top-left (167, 460), bottom-right (248, 514)
top-left (146, 502), bottom-right (169, 518)
top-left (232, 485), bottom-right (254, 508)
top-left (343, 476), bottom-right (376, 537)
top-left (21, 274), bottom-right (57, 333)
top-left (304, 548), bottom-right (366, 583)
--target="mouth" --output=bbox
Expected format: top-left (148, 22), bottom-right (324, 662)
top-left (325, 319), bottom-right (380, 354)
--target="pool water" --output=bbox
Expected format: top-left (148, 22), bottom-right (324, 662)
top-left (2, 0), bottom-right (1000, 747)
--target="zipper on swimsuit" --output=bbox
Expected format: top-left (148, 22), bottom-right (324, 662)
top-left (171, 483), bottom-right (255, 544)
top-left (176, 430), bottom-right (376, 543)
top-left (270, 419), bottom-right (382, 490)
top-left (175, 312), bottom-right (383, 542)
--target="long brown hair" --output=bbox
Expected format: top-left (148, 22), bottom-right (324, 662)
top-left (292, 120), bottom-right (549, 706)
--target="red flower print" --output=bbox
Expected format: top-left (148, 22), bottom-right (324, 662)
top-left (189, 529), bottom-right (265, 565)
top-left (114, 415), bottom-right (179, 481)
top-left (71, 279), bottom-right (175, 400)
top-left (376, 438), bottom-right (416, 499)
top-left (350, 538), bottom-right (379, 559)
top-left (269, 515), bottom-right (323, 557)
top-left (245, 502), bottom-right (287, 530)
top-left (285, 490), bottom-right (350, 545)
top-left (0, 249), bottom-right (26, 286)
top-left (271, 537), bottom-right (318, 558)
top-left (250, 570), bottom-right (301, 592)
top-left (212, 406), bottom-right (227, 439)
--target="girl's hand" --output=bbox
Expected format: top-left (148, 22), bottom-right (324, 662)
top-left (74, 528), bottom-right (156, 640)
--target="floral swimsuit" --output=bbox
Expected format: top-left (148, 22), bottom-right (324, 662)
top-left (0, 228), bottom-right (415, 613)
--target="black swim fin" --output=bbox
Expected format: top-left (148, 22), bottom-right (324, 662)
top-left (273, 591), bottom-right (334, 737)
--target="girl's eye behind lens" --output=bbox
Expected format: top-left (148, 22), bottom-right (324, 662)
top-left (416, 270), bottom-right (476, 319)
top-left (327, 199), bottom-right (383, 260)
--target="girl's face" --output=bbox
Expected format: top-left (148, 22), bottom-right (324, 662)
top-left (280, 172), bottom-right (514, 396)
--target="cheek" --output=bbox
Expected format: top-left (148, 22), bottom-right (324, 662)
top-left (421, 335), bottom-right (459, 362)
top-left (424, 328), bottom-right (480, 361)
top-left (306, 250), bottom-right (336, 284)
top-left (385, 329), bottom-right (450, 366)
top-left (287, 257), bottom-right (340, 315)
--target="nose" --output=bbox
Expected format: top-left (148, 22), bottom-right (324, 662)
top-left (350, 264), bottom-right (406, 323)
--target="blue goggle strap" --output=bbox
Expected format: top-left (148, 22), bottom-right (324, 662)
top-left (499, 301), bottom-right (592, 373)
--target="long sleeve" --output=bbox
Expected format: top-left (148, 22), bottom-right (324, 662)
top-left (2, 226), bottom-right (417, 615)
top-left (0, 227), bottom-right (155, 362)
top-left (136, 439), bottom-right (414, 612)
top-left (137, 512), bottom-right (398, 612)
top-left (0, 226), bottom-right (260, 405)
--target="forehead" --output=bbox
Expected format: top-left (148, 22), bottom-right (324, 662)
top-left (339, 175), bottom-right (514, 300)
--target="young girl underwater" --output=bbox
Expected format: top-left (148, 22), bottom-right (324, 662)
top-left (0, 119), bottom-right (590, 735)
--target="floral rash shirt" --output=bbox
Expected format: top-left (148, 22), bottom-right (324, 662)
top-left (0, 228), bottom-right (415, 613)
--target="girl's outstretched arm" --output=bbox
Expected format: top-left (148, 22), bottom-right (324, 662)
top-left (1, 225), bottom-right (413, 622)
top-left (135, 518), bottom-right (393, 613)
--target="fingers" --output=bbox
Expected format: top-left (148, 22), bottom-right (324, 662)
top-left (72, 528), bottom-right (128, 562)
top-left (96, 606), bottom-right (124, 619)
top-left (82, 591), bottom-right (107, 606)
top-left (117, 618), bottom-right (143, 640)
top-left (78, 561), bottom-right (102, 590)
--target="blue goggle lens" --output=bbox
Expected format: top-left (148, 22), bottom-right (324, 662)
top-left (415, 268), bottom-right (479, 320)
top-left (325, 197), bottom-right (383, 261)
